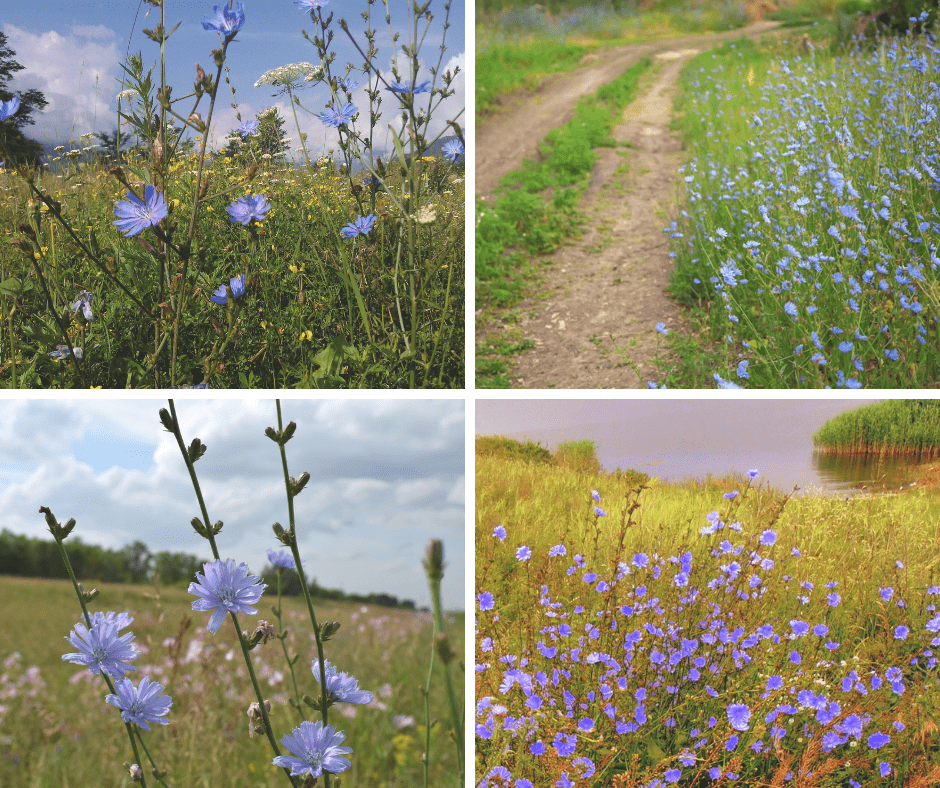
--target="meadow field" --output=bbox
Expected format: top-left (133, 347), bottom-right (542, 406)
top-left (0, 575), bottom-right (464, 787)
top-left (0, 0), bottom-right (464, 389)
top-left (475, 443), bottom-right (940, 786)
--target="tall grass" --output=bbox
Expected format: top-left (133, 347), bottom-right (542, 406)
top-left (814, 400), bottom-right (940, 456)
top-left (476, 450), bottom-right (940, 786)
top-left (663, 27), bottom-right (940, 388)
top-left (0, 576), bottom-right (462, 787)
top-left (0, 0), bottom-right (464, 389)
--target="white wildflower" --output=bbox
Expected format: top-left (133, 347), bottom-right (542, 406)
top-left (255, 62), bottom-right (322, 88)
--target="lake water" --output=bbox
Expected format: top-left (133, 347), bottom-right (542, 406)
top-left (476, 399), bottom-right (934, 496)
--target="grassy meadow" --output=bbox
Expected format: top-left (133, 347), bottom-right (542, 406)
top-left (0, 0), bottom-right (464, 389)
top-left (663, 20), bottom-right (940, 388)
top-left (476, 441), bottom-right (940, 786)
top-left (0, 575), bottom-right (464, 787)
top-left (0, 144), bottom-right (464, 389)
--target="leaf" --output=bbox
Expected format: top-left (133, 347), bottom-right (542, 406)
top-left (0, 277), bottom-right (32, 298)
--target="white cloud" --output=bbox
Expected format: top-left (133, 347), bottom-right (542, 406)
top-left (5, 23), bottom-right (122, 144)
top-left (0, 399), bottom-right (465, 609)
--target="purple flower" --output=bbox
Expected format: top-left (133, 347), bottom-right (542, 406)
top-left (70, 290), bottom-right (94, 322)
top-left (340, 214), bottom-right (376, 238)
top-left (237, 119), bottom-right (258, 135)
top-left (386, 79), bottom-right (432, 95)
top-left (189, 558), bottom-right (266, 634)
top-left (655, 322), bottom-right (668, 334)
top-left (478, 591), bottom-right (494, 611)
top-left (591, 489), bottom-right (601, 502)
top-left (272, 721), bottom-right (352, 777)
top-left (267, 548), bottom-right (303, 570)
top-left (211, 274), bottom-right (246, 305)
top-left (0, 94), bottom-right (20, 121)
top-left (895, 625), bottom-right (909, 640)
top-left (516, 546), bottom-right (532, 562)
top-left (868, 731), bottom-right (890, 749)
top-left (493, 525), bottom-right (506, 541)
top-left (442, 139), bottom-right (464, 162)
top-left (759, 529), bottom-right (776, 545)
top-left (594, 506), bottom-right (607, 517)
top-left (105, 676), bottom-right (172, 731)
top-left (62, 621), bottom-right (138, 678)
top-left (318, 103), bottom-right (357, 127)
top-left (202, 3), bottom-right (245, 38)
top-left (296, 0), bottom-right (330, 9)
top-left (879, 763), bottom-right (891, 778)
top-left (664, 768), bottom-right (681, 783)
top-left (312, 659), bottom-right (373, 704)
top-left (113, 184), bottom-right (168, 236)
top-left (578, 718), bottom-right (594, 731)
top-left (549, 544), bottom-right (566, 557)
top-left (226, 194), bottom-right (270, 225)
top-left (727, 703), bottom-right (751, 731)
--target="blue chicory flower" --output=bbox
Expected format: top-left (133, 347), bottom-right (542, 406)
top-left (340, 214), bottom-right (376, 238)
top-left (70, 290), bottom-right (94, 322)
top-left (0, 94), bottom-right (20, 121)
top-left (272, 720), bottom-right (352, 777)
top-left (189, 558), bottom-right (266, 634)
top-left (62, 620), bottom-right (138, 678)
top-left (386, 80), bottom-right (432, 95)
top-left (113, 184), bottom-right (168, 237)
top-left (202, 3), bottom-right (245, 38)
top-left (226, 194), bottom-right (270, 225)
top-left (312, 659), bottom-right (373, 704)
top-left (318, 103), bottom-right (357, 127)
top-left (211, 274), bottom-right (247, 305)
top-left (105, 676), bottom-right (173, 730)
top-left (267, 548), bottom-right (303, 570)
top-left (442, 139), bottom-right (464, 162)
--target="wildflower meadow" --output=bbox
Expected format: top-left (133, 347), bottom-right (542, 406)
top-left (0, 0), bottom-right (464, 388)
top-left (476, 446), bottom-right (940, 787)
top-left (665, 18), bottom-right (940, 388)
top-left (0, 400), bottom-right (463, 787)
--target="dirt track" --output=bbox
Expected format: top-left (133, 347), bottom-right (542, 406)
top-left (476, 22), bottom-right (783, 389)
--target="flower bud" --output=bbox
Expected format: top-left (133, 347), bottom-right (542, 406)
top-left (282, 421), bottom-right (297, 443)
top-left (62, 518), bottom-right (77, 538)
top-left (211, 520), bottom-right (224, 535)
top-left (125, 763), bottom-right (143, 782)
top-left (248, 620), bottom-right (276, 647)
top-left (191, 517), bottom-right (208, 538)
top-left (264, 426), bottom-right (280, 443)
top-left (319, 620), bottom-right (341, 642)
top-left (423, 539), bottom-right (444, 580)
top-left (290, 472), bottom-right (310, 497)
top-left (187, 437), bottom-right (207, 463)
top-left (158, 408), bottom-right (175, 433)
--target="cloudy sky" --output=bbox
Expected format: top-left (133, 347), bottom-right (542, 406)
top-left (0, 397), bottom-right (465, 610)
top-left (1, 0), bottom-right (465, 158)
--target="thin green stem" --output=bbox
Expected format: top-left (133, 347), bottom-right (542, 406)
top-left (274, 400), bottom-right (332, 788)
top-left (276, 569), bottom-right (307, 720)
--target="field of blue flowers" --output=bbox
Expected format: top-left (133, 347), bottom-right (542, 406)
top-left (664, 24), bottom-right (940, 388)
top-left (476, 468), bottom-right (940, 787)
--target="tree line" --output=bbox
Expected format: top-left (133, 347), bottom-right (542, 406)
top-left (0, 529), bottom-right (416, 610)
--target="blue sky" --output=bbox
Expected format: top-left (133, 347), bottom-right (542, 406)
top-left (0, 398), bottom-right (465, 610)
top-left (1, 0), bottom-right (465, 158)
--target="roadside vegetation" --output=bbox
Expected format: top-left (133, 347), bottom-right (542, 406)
top-left (476, 435), bottom-right (940, 786)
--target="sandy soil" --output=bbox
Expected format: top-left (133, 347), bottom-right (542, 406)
top-left (476, 23), bottom-right (782, 389)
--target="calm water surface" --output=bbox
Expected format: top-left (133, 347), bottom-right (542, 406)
top-left (476, 399), bottom-right (934, 496)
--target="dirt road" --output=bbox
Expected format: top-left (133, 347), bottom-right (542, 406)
top-left (476, 22), bottom-right (782, 389)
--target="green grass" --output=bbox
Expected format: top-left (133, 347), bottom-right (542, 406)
top-left (476, 448), bottom-right (940, 786)
top-left (814, 400), bottom-right (940, 455)
top-left (0, 575), bottom-right (463, 788)
top-left (0, 150), bottom-right (464, 389)
top-left (657, 24), bottom-right (940, 388)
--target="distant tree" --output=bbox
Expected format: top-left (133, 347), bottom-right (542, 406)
top-left (0, 30), bottom-right (48, 168)
top-left (122, 540), bottom-right (153, 584)
top-left (154, 551), bottom-right (204, 585)
top-left (93, 128), bottom-right (130, 164)
top-left (223, 108), bottom-right (290, 162)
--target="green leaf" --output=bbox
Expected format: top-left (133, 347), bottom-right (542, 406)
top-left (0, 278), bottom-right (32, 298)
